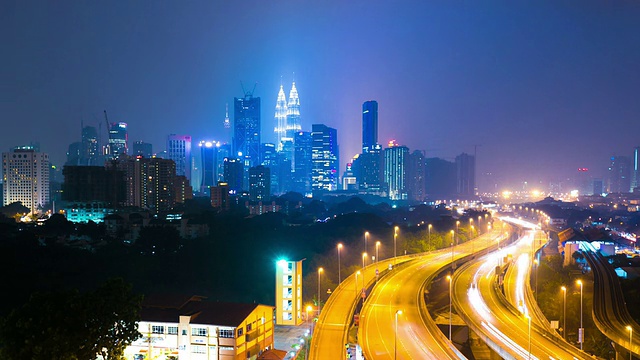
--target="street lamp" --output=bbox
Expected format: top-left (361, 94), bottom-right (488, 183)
top-left (577, 279), bottom-right (583, 350)
top-left (375, 241), bottom-right (381, 264)
top-left (394, 310), bottom-right (403, 360)
top-left (627, 326), bottom-right (634, 360)
top-left (364, 231), bottom-right (369, 256)
top-left (306, 305), bottom-right (313, 332)
top-left (561, 286), bottom-right (567, 340)
top-left (447, 275), bottom-right (453, 340)
top-left (450, 230), bottom-right (455, 270)
top-left (337, 243), bottom-right (343, 284)
top-left (318, 268), bottom-right (323, 313)
top-left (456, 220), bottom-right (460, 246)
top-left (362, 252), bottom-right (367, 270)
top-left (355, 271), bottom-right (360, 294)
top-left (428, 224), bottom-right (432, 250)
top-left (394, 226), bottom-right (399, 260)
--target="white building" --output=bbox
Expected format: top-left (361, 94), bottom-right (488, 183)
top-left (125, 295), bottom-right (274, 360)
top-left (2, 147), bottom-right (50, 213)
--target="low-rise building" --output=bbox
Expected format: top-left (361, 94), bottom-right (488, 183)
top-left (125, 295), bottom-right (275, 360)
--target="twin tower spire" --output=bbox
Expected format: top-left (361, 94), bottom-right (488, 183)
top-left (274, 81), bottom-right (301, 150)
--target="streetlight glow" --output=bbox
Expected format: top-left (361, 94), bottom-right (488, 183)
top-left (337, 243), bottom-right (343, 284)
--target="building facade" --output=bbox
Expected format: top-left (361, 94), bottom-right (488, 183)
top-left (311, 124), bottom-right (339, 192)
top-left (455, 152), bottom-right (476, 197)
top-left (234, 95), bottom-right (261, 168)
top-left (167, 134), bottom-right (192, 181)
top-left (249, 165), bottom-right (270, 202)
top-left (275, 260), bottom-right (303, 326)
top-left (2, 148), bottom-right (50, 213)
top-left (107, 122), bottom-right (128, 159)
top-left (383, 142), bottom-right (409, 200)
top-left (362, 100), bottom-right (378, 153)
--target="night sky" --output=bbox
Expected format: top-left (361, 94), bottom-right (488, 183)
top-left (2, 1), bottom-right (640, 192)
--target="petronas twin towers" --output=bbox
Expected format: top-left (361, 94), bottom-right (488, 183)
top-left (274, 82), bottom-right (301, 151)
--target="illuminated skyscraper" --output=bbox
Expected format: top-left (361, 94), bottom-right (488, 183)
top-left (362, 100), bottom-right (378, 153)
top-left (249, 165), bottom-right (271, 201)
top-left (286, 82), bottom-right (301, 139)
top-left (106, 122), bottom-right (128, 160)
top-left (274, 85), bottom-right (288, 151)
top-left (2, 147), bottom-right (50, 213)
top-left (234, 93), bottom-right (261, 167)
top-left (167, 134), bottom-right (192, 180)
top-left (632, 147), bottom-right (640, 192)
top-left (311, 124), bottom-right (339, 192)
top-left (384, 141), bottom-right (409, 200)
top-left (199, 140), bottom-right (220, 194)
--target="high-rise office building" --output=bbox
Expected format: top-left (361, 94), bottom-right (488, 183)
top-left (455, 153), bottom-right (476, 197)
top-left (132, 141), bottom-right (153, 158)
top-left (311, 124), bottom-right (339, 192)
top-left (234, 93), bottom-right (261, 167)
top-left (293, 131), bottom-right (313, 195)
top-left (362, 101), bottom-right (378, 153)
top-left (81, 126), bottom-right (100, 165)
top-left (384, 141), bottom-right (409, 201)
top-left (407, 150), bottom-right (426, 202)
top-left (607, 155), bottom-right (631, 194)
top-left (356, 144), bottom-right (384, 194)
top-left (167, 134), bottom-right (192, 180)
top-left (261, 143), bottom-right (281, 196)
top-left (633, 147), bottom-right (640, 192)
top-left (342, 163), bottom-right (358, 191)
top-left (223, 157), bottom-right (244, 194)
top-left (66, 142), bottom-right (82, 166)
top-left (199, 140), bottom-right (220, 194)
top-left (106, 122), bottom-right (128, 159)
top-left (249, 165), bottom-right (271, 201)
top-left (2, 147), bottom-right (50, 213)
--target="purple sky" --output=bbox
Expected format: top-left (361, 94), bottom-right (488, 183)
top-left (2, 1), bottom-right (640, 192)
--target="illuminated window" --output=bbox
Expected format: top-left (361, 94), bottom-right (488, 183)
top-left (219, 329), bottom-right (234, 338)
top-left (168, 326), bottom-right (178, 335)
top-left (192, 327), bottom-right (207, 336)
top-left (152, 325), bottom-right (164, 334)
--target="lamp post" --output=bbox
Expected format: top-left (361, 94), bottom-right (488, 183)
top-left (394, 226), bottom-right (399, 261)
top-left (306, 305), bottom-right (313, 332)
top-left (450, 230), bottom-right (455, 270)
top-left (561, 286), bottom-right (567, 340)
top-left (317, 268), bottom-right (323, 313)
top-left (577, 279), bottom-right (583, 350)
top-left (428, 224), bottom-right (432, 250)
top-left (526, 314), bottom-right (532, 360)
top-left (355, 271), bottom-right (360, 294)
top-left (362, 252), bottom-right (367, 270)
top-left (337, 243), bottom-right (343, 284)
top-left (456, 220), bottom-right (460, 246)
top-left (627, 325), bottom-right (633, 360)
top-left (375, 241), bottom-right (381, 264)
top-left (533, 259), bottom-right (539, 301)
top-left (394, 310), bottom-right (403, 360)
top-left (364, 231), bottom-right (369, 256)
top-left (447, 274), bottom-right (453, 340)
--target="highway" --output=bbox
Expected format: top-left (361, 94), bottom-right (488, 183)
top-left (452, 226), bottom-right (591, 360)
top-left (308, 255), bottom-right (415, 360)
top-left (358, 230), bottom-right (505, 360)
top-left (580, 241), bottom-right (640, 357)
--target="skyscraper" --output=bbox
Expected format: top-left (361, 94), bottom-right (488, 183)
top-left (362, 100), bottom-right (378, 153)
top-left (249, 165), bottom-right (271, 201)
top-left (234, 93), bottom-right (261, 167)
top-left (81, 126), bottom-right (99, 165)
top-left (384, 141), bottom-right (409, 200)
top-left (425, 157), bottom-right (457, 199)
top-left (311, 124), bottom-right (339, 192)
top-left (199, 140), bottom-right (219, 194)
top-left (407, 150), bottom-right (426, 202)
top-left (223, 157), bottom-right (244, 194)
top-left (274, 85), bottom-right (288, 151)
top-left (607, 155), bottom-right (631, 194)
top-left (286, 82), bottom-right (301, 139)
top-left (632, 147), bottom-right (640, 192)
top-left (293, 131), bottom-right (313, 195)
top-left (167, 134), bottom-right (192, 180)
top-left (356, 144), bottom-right (384, 194)
top-left (2, 147), bottom-right (50, 213)
top-left (455, 153), bottom-right (476, 197)
top-left (106, 122), bottom-right (128, 159)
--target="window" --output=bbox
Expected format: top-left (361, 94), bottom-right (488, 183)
top-left (237, 327), bottom-right (243, 337)
top-left (219, 329), bottom-right (234, 338)
top-left (192, 327), bottom-right (207, 336)
top-left (168, 326), bottom-right (178, 335)
top-left (151, 325), bottom-right (164, 334)
top-left (191, 345), bottom-right (206, 354)
top-left (247, 323), bottom-right (253, 332)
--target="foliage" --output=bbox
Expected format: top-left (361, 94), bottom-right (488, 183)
top-left (0, 278), bottom-right (142, 360)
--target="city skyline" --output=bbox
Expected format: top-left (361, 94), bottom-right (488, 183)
top-left (3, 1), bottom-right (640, 192)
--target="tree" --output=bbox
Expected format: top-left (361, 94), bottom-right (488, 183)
top-left (0, 279), bottom-right (142, 360)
